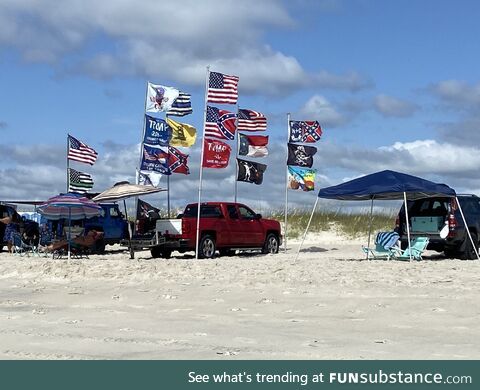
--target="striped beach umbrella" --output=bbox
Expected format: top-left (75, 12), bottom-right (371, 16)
top-left (38, 193), bottom-right (103, 220)
top-left (38, 193), bottom-right (103, 259)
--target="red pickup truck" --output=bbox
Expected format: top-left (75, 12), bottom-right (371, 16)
top-left (150, 202), bottom-right (282, 259)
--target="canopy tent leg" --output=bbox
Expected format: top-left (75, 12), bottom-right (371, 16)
top-left (123, 199), bottom-right (133, 259)
top-left (455, 196), bottom-right (480, 260)
top-left (366, 196), bottom-right (374, 260)
top-left (403, 191), bottom-right (412, 261)
top-left (294, 197), bottom-right (319, 263)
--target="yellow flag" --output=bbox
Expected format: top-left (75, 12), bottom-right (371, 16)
top-left (167, 118), bottom-right (197, 147)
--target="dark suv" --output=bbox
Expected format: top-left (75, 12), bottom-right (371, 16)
top-left (395, 195), bottom-right (480, 259)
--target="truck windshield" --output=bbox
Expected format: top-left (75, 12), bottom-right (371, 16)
top-left (183, 205), bottom-right (222, 218)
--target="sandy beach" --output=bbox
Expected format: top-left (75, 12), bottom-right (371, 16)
top-left (0, 232), bottom-right (479, 360)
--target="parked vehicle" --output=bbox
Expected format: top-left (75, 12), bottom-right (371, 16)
top-left (43, 203), bottom-right (129, 253)
top-left (148, 202), bottom-right (282, 259)
top-left (1, 203), bottom-right (39, 251)
top-left (395, 194), bottom-right (480, 259)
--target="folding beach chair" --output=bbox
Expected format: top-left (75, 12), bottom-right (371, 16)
top-left (362, 231), bottom-right (400, 260)
top-left (11, 231), bottom-right (38, 257)
top-left (395, 237), bottom-right (430, 261)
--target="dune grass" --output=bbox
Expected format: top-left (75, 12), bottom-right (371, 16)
top-left (267, 208), bottom-right (397, 239)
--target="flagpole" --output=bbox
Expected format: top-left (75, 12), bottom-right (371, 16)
top-left (196, 66), bottom-right (210, 260)
top-left (167, 149), bottom-right (171, 218)
top-left (234, 104), bottom-right (239, 203)
top-left (131, 81), bottom-right (150, 255)
top-left (284, 113), bottom-right (290, 253)
top-left (66, 134), bottom-right (70, 193)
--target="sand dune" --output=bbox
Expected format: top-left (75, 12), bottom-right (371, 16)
top-left (0, 232), bottom-right (479, 360)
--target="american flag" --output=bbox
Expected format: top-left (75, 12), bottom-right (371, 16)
top-left (205, 106), bottom-right (237, 140)
top-left (68, 168), bottom-right (94, 194)
top-left (166, 92), bottom-right (193, 117)
top-left (237, 109), bottom-right (267, 131)
top-left (68, 135), bottom-right (98, 165)
top-left (207, 71), bottom-right (239, 104)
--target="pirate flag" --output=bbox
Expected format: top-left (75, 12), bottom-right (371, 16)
top-left (136, 199), bottom-right (160, 220)
top-left (287, 143), bottom-right (317, 168)
top-left (237, 158), bottom-right (267, 185)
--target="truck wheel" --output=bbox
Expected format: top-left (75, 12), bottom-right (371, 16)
top-left (460, 232), bottom-right (478, 260)
top-left (199, 235), bottom-right (216, 259)
top-left (161, 249), bottom-right (172, 259)
top-left (262, 233), bottom-right (279, 254)
top-left (219, 249), bottom-right (235, 257)
top-left (94, 238), bottom-right (106, 254)
top-left (151, 246), bottom-right (161, 258)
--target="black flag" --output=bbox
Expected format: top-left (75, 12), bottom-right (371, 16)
top-left (237, 158), bottom-right (267, 185)
top-left (287, 143), bottom-right (317, 168)
top-left (136, 199), bottom-right (160, 220)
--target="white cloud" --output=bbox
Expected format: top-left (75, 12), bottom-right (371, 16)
top-left (374, 94), bottom-right (418, 117)
top-left (299, 95), bottom-right (346, 127)
top-left (0, 0), bottom-right (371, 95)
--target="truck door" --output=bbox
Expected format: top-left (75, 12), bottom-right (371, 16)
top-left (238, 205), bottom-right (264, 246)
top-left (225, 204), bottom-right (244, 246)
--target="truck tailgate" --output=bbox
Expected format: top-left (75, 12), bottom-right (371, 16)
top-left (156, 219), bottom-right (182, 235)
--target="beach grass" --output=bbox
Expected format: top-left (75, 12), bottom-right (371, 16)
top-left (267, 208), bottom-right (396, 239)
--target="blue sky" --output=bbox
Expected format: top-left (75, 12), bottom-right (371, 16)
top-left (1, 0), bottom-right (480, 210)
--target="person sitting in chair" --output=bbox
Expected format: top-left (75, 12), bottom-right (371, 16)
top-left (47, 230), bottom-right (104, 252)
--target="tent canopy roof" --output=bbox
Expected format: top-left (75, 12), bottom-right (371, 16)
top-left (318, 170), bottom-right (456, 201)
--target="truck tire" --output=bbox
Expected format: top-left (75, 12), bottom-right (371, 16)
top-left (460, 232), bottom-right (478, 260)
top-left (151, 246), bottom-right (161, 258)
top-left (199, 235), bottom-right (216, 259)
top-left (444, 248), bottom-right (457, 259)
top-left (262, 233), bottom-right (279, 254)
top-left (93, 238), bottom-right (106, 254)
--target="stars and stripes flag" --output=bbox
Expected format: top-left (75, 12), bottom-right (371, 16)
top-left (68, 134), bottom-right (98, 165)
top-left (207, 71), bottom-right (239, 104)
top-left (205, 105), bottom-right (237, 140)
top-left (68, 168), bottom-right (94, 194)
top-left (289, 120), bottom-right (322, 143)
top-left (237, 109), bottom-right (267, 131)
top-left (166, 92), bottom-right (193, 117)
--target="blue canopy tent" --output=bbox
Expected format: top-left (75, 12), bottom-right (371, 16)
top-left (295, 170), bottom-right (478, 261)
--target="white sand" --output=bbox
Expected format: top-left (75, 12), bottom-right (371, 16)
top-left (0, 231), bottom-right (479, 360)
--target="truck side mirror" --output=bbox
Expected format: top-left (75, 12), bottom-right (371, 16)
top-left (255, 213), bottom-right (262, 220)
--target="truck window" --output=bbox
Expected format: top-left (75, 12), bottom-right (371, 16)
top-left (227, 205), bottom-right (239, 219)
top-left (238, 206), bottom-right (256, 219)
top-left (110, 208), bottom-right (120, 217)
top-left (183, 205), bottom-right (223, 218)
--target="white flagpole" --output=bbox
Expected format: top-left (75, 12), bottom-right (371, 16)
top-left (234, 104), bottom-right (239, 203)
top-left (66, 134), bottom-right (70, 193)
top-left (284, 113), bottom-right (290, 253)
top-left (196, 66), bottom-right (210, 260)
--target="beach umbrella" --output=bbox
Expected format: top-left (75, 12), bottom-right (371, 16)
top-left (92, 181), bottom-right (164, 203)
top-left (93, 181), bottom-right (165, 258)
top-left (38, 193), bottom-right (103, 259)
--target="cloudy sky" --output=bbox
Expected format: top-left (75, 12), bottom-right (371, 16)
top-left (1, 0), bottom-right (480, 212)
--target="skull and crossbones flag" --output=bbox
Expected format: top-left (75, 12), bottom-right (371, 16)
top-left (236, 158), bottom-right (267, 185)
top-left (287, 143), bottom-right (317, 168)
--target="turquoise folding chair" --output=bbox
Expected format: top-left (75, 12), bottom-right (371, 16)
top-left (362, 231), bottom-right (400, 260)
top-left (395, 237), bottom-right (429, 261)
